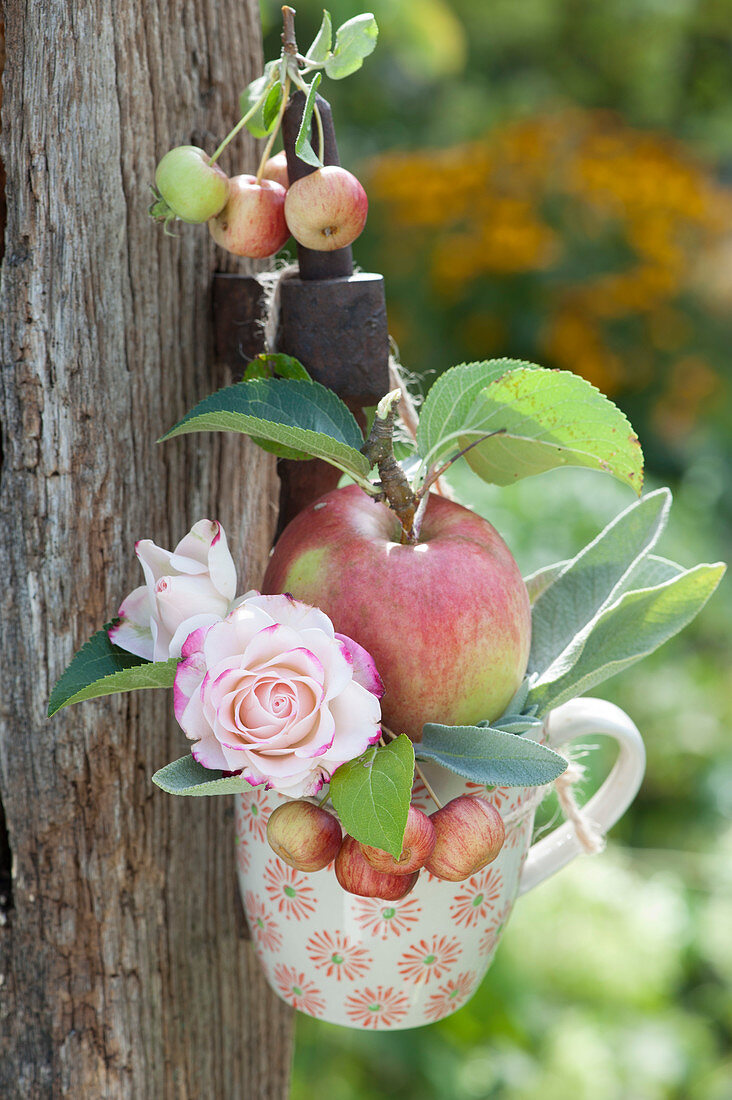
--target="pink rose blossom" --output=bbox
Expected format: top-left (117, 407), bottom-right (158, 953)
top-left (109, 519), bottom-right (237, 661)
top-left (174, 593), bottom-right (384, 797)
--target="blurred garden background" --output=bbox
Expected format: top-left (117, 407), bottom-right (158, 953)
top-left (262, 1), bottom-right (732, 1095)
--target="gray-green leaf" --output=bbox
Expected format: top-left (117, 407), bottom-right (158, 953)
top-left (152, 755), bottom-right (253, 796)
top-left (295, 73), bottom-right (323, 168)
top-left (48, 627), bottom-right (178, 717)
top-left (306, 10), bottom-right (332, 65)
top-left (528, 561), bottom-right (726, 716)
top-left (529, 488), bottom-right (671, 678)
top-left (325, 13), bottom-right (378, 79)
top-left (418, 725), bottom-right (567, 787)
top-left (329, 735), bottom-right (414, 859)
top-left (160, 377), bottom-right (370, 481)
top-left (418, 361), bottom-right (644, 492)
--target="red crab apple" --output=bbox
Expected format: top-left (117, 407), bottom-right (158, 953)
top-left (154, 145), bottom-right (229, 223)
top-left (284, 165), bottom-right (368, 251)
top-left (360, 804), bottom-right (436, 874)
top-left (335, 835), bottom-right (419, 899)
top-left (425, 796), bottom-right (505, 881)
top-left (266, 800), bottom-right (342, 872)
top-left (262, 484), bottom-right (531, 742)
top-left (208, 174), bottom-right (289, 258)
top-left (263, 151), bottom-right (290, 190)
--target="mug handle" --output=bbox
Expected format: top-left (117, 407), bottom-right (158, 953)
top-left (518, 697), bottom-right (646, 896)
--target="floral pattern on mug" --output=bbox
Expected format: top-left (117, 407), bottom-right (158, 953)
top-left (273, 965), bottom-right (326, 1017)
top-left (450, 868), bottom-right (503, 928)
top-left (344, 985), bottom-right (410, 1029)
top-left (397, 935), bottom-right (462, 984)
top-left (352, 896), bottom-right (423, 940)
top-left (306, 930), bottom-right (373, 982)
top-left (425, 971), bottom-right (476, 1022)
top-left (264, 859), bottom-right (318, 921)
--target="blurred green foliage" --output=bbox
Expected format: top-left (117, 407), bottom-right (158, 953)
top-left (259, 1), bottom-right (732, 1095)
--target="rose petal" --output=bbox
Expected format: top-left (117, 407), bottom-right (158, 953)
top-left (168, 613), bottom-right (224, 662)
top-left (244, 593), bottom-right (335, 637)
top-left (109, 585), bottom-right (154, 660)
top-left (135, 539), bottom-right (175, 590)
top-left (335, 633), bottom-right (385, 699)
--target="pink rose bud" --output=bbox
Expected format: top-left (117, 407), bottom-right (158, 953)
top-left (109, 519), bottom-right (237, 661)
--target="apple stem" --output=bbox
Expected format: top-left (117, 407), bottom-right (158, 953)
top-left (414, 762), bottom-right (443, 810)
top-left (361, 390), bottom-right (418, 544)
top-left (281, 6), bottom-right (298, 56)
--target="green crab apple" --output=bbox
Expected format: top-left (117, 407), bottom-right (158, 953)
top-left (266, 800), bottom-right (342, 872)
top-left (262, 484), bottom-right (531, 742)
top-left (154, 145), bottom-right (229, 223)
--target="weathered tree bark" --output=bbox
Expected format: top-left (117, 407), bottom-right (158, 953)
top-left (0, 3), bottom-right (293, 1097)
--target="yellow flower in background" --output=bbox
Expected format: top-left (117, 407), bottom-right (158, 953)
top-left (366, 110), bottom-right (730, 435)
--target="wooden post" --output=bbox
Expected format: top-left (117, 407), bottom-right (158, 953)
top-left (0, 2), bottom-right (293, 1096)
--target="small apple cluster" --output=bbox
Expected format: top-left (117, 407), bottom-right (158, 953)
top-left (266, 793), bottom-right (505, 901)
top-left (151, 146), bottom-right (368, 260)
top-left (149, 8), bottom-right (375, 259)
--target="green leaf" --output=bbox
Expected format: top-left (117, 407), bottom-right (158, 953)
top-left (418, 725), bottom-right (567, 787)
top-left (418, 361), bottom-right (644, 493)
top-left (529, 488), bottom-right (671, 679)
top-left (325, 14), bottom-right (378, 79)
top-left (306, 10), bottom-right (332, 65)
top-left (152, 755), bottom-right (253, 796)
top-left (48, 627), bottom-right (178, 717)
top-left (417, 360), bottom-right (536, 464)
top-left (329, 735), bottom-right (414, 859)
top-left (262, 81), bottom-right (284, 130)
top-left (295, 73), bottom-right (323, 168)
top-left (160, 377), bottom-right (371, 481)
top-left (239, 62), bottom-right (280, 138)
top-left (242, 352), bottom-right (311, 382)
top-left (528, 562), bottom-right (726, 716)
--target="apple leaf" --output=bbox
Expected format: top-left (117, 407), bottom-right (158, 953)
top-left (240, 61), bottom-right (280, 138)
top-left (306, 10), bottom-right (333, 65)
top-left (527, 561), bottom-right (726, 716)
top-left (325, 14), bottom-right (379, 79)
top-left (152, 755), bottom-right (253, 796)
top-left (242, 352), bottom-right (311, 383)
top-left (528, 488), bottom-right (671, 678)
top-left (160, 377), bottom-right (371, 481)
top-left (417, 725), bottom-right (567, 787)
top-left (329, 735), bottom-right (415, 859)
top-left (417, 360), bottom-right (643, 493)
top-left (262, 81), bottom-right (284, 131)
top-left (295, 73), bottom-right (323, 169)
top-left (48, 627), bottom-right (178, 717)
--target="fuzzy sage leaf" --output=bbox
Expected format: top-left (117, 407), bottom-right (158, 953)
top-left (295, 73), bottom-right (323, 168)
top-left (418, 725), bottom-right (567, 787)
top-left (329, 735), bottom-right (415, 859)
top-left (152, 755), bottom-right (253, 796)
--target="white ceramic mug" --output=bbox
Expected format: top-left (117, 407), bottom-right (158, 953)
top-left (235, 697), bottom-right (645, 1030)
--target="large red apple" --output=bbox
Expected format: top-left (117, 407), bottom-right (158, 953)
top-left (262, 484), bottom-right (531, 742)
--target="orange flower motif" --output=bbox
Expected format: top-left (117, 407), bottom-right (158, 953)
top-left (450, 868), bottom-right (503, 929)
top-left (305, 930), bottom-right (372, 982)
top-left (352, 896), bottom-right (422, 940)
top-left (424, 971), bottom-right (476, 1022)
top-left (238, 789), bottom-right (271, 840)
top-left (344, 985), bottom-right (410, 1029)
top-left (263, 859), bottom-right (317, 921)
top-left (397, 935), bottom-right (462, 985)
top-left (244, 891), bottom-right (282, 953)
top-left (273, 964), bottom-right (325, 1017)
